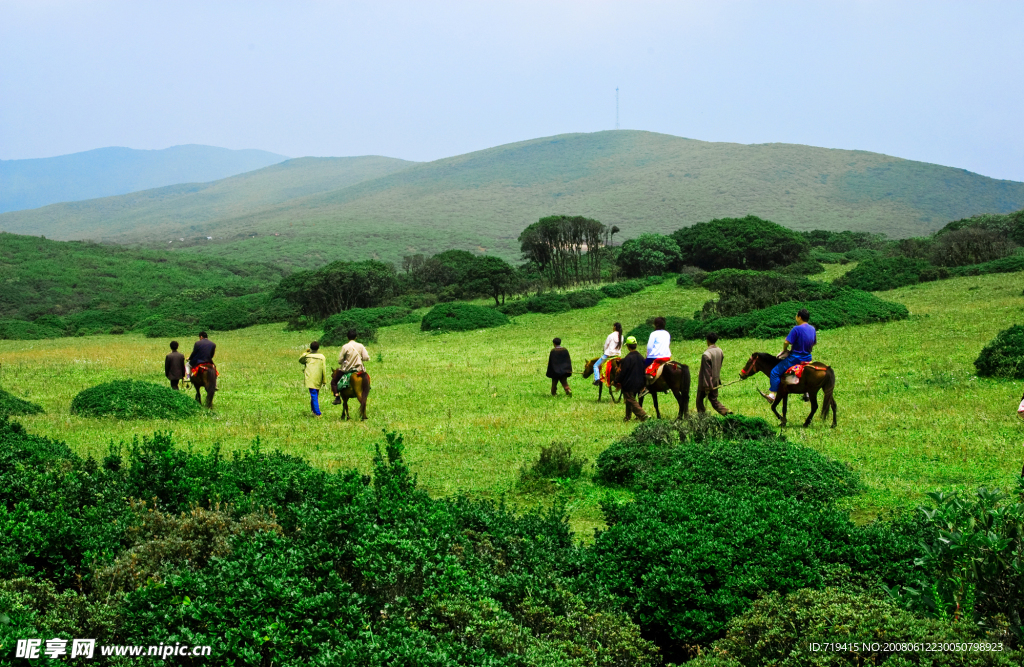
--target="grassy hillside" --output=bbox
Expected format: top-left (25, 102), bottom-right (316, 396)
top-left (0, 144), bottom-right (288, 213)
top-left (0, 156), bottom-right (416, 245)
top-left (0, 232), bottom-right (283, 327)
top-left (3, 131), bottom-right (1022, 270)
top-left (2, 270), bottom-right (1021, 530)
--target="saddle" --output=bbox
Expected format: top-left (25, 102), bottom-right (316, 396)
top-left (783, 361), bottom-right (827, 384)
top-left (646, 359), bottom-right (673, 385)
top-left (190, 362), bottom-right (219, 378)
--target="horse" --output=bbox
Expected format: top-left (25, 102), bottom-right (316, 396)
top-left (331, 369), bottom-right (371, 420)
top-left (739, 352), bottom-right (836, 428)
top-left (614, 361), bottom-right (690, 420)
top-left (582, 357), bottom-right (622, 403)
top-left (190, 364), bottom-right (217, 409)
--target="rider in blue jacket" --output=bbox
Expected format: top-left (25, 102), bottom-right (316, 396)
top-left (763, 308), bottom-right (815, 403)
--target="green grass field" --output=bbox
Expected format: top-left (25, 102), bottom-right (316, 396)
top-left (2, 270), bottom-right (1022, 535)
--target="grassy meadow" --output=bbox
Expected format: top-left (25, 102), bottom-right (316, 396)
top-left (2, 271), bottom-right (1023, 534)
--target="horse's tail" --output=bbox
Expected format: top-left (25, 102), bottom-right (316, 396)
top-left (821, 366), bottom-right (836, 422)
top-left (672, 361), bottom-right (691, 416)
top-left (360, 371), bottom-right (371, 397)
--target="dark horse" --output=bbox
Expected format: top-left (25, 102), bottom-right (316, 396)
top-left (582, 357), bottom-right (621, 403)
top-left (739, 352), bottom-right (836, 428)
top-left (617, 361), bottom-right (690, 420)
top-left (331, 370), bottom-right (371, 420)
top-left (191, 364), bottom-right (217, 409)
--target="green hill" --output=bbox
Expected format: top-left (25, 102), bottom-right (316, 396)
top-left (3, 131), bottom-right (1023, 270)
top-left (0, 144), bottom-right (288, 213)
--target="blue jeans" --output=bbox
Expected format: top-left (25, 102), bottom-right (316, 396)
top-left (769, 352), bottom-right (812, 392)
top-left (309, 388), bottom-right (321, 416)
top-left (593, 354), bottom-right (610, 382)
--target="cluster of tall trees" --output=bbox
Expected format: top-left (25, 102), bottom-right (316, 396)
top-left (518, 215), bottom-right (617, 287)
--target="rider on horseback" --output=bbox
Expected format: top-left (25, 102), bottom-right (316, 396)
top-left (592, 322), bottom-right (624, 386)
top-left (644, 317), bottom-right (672, 384)
top-left (333, 329), bottom-right (369, 405)
top-left (763, 308), bottom-right (816, 403)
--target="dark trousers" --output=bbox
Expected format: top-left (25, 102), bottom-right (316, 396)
top-left (170, 379), bottom-right (180, 391)
top-left (550, 378), bottom-right (571, 395)
top-left (623, 390), bottom-right (648, 421)
top-left (696, 387), bottom-right (730, 415)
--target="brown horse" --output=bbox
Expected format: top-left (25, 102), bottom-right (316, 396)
top-left (739, 352), bottom-right (836, 428)
top-left (191, 364), bottom-right (217, 409)
top-left (582, 357), bottom-right (622, 403)
top-left (331, 369), bottom-right (370, 420)
top-left (616, 361), bottom-right (690, 420)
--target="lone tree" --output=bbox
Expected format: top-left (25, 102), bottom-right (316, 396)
top-left (518, 215), bottom-right (607, 288)
top-left (274, 259), bottom-right (397, 319)
top-left (465, 255), bottom-right (517, 306)
top-left (672, 215), bottom-right (810, 272)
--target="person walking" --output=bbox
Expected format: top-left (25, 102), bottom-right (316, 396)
top-left (164, 341), bottom-right (186, 390)
top-left (645, 316), bottom-right (672, 380)
top-left (299, 341), bottom-right (328, 417)
top-left (546, 337), bottom-right (573, 396)
top-left (332, 329), bottom-right (370, 404)
top-left (617, 336), bottom-right (648, 422)
top-left (593, 322), bottom-right (624, 386)
top-left (696, 332), bottom-right (731, 415)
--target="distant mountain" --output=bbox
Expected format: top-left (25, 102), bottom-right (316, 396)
top-left (3, 131), bottom-right (1023, 270)
top-left (0, 145), bottom-right (289, 213)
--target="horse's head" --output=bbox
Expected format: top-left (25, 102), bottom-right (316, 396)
top-left (739, 353), bottom-right (758, 379)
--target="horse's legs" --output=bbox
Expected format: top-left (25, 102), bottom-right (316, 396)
top-left (650, 391), bottom-right (661, 419)
top-left (772, 393), bottom-right (786, 426)
top-left (804, 389), bottom-right (819, 427)
top-left (597, 384), bottom-right (603, 403)
top-left (670, 388), bottom-right (686, 420)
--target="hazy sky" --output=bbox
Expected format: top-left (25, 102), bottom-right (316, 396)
top-left (2, 1), bottom-right (1022, 180)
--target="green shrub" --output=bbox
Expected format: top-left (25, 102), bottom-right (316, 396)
top-left (844, 247), bottom-right (883, 262)
top-left (778, 259), bottom-right (826, 275)
top-left (906, 482), bottom-right (1024, 633)
top-left (616, 233), bottom-right (681, 277)
top-left (138, 317), bottom-right (195, 338)
top-left (974, 325), bottom-right (1024, 378)
top-left (421, 302), bottom-right (510, 332)
top-left (526, 292), bottom-right (571, 314)
top-left (321, 306), bottom-right (412, 345)
top-left (586, 487), bottom-right (866, 657)
top-left (70, 380), bottom-right (203, 420)
top-left (600, 279), bottom-right (646, 299)
top-left (0, 318), bottom-right (65, 340)
top-left (566, 289), bottom-right (603, 309)
top-left (698, 269), bottom-right (841, 318)
top-left (680, 289), bottom-right (909, 339)
top-left (0, 389), bottom-right (44, 417)
top-left (497, 299), bottom-right (529, 316)
top-left (644, 274), bottom-right (665, 285)
top-left (835, 256), bottom-right (934, 291)
top-left (950, 254), bottom-right (1024, 278)
top-left (518, 442), bottom-right (587, 491)
top-left (676, 273), bottom-right (696, 287)
top-left (809, 248), bottom-right (850, 264)
top-left (673, 216), bottom-right (811, 271)
top-left (692, 587), bottom-right (1023, 667)
top-left (595, 416), bottom-right (858, 503)
top-left (930, 227), bottom-right (1018, 267)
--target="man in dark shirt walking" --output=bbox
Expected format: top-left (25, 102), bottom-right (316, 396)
top-left (546, 338), bottom-right (573, 396)
top-left (164, 341), bottom-right (186, 390)
top-left (697, 332), bottom-right (731, 415)
top-left (617, 336), bottom-right (648, 422)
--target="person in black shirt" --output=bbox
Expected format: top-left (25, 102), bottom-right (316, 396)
top-left (546, 338), bottom-right (573, 397)
top-left (164, 341), bottom-right (186, 390)
top-left (188, 331), bottom-right (216, 366)
top-left (617, 336), bottom-right (648, 422)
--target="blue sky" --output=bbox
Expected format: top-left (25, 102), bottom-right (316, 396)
top-left (2, 1), bottom-right (1022, 181)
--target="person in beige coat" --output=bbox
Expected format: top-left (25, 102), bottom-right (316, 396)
top-left (697, 332), bottom-right (731, 415)
top-left (299, 341), bottom-right (328, 417)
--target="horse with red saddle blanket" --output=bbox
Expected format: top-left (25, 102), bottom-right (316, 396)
top-left (739, 352), bottom-right (837, 428)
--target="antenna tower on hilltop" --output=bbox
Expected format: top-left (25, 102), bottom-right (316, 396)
top-left (615, 87), bottom-right (619, 129)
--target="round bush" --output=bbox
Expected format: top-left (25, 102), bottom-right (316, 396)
top-left (566, 289), bottom-right (603, 309)
top-left (527, 292), bottom-right (571, 314)
top-left (71, 380), bottom-right (203, 420)
top-left (497, 300), bottom-right (529, 316)
top-left (974, 325), bottom-right (1024, 378)
top-left (0, 389), bottom-right (44, 417)
top-left (420, 303), bottom-right (510, 332)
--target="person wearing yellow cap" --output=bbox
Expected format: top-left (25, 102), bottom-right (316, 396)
top-left (617, 335), bottom-right (648, 422)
